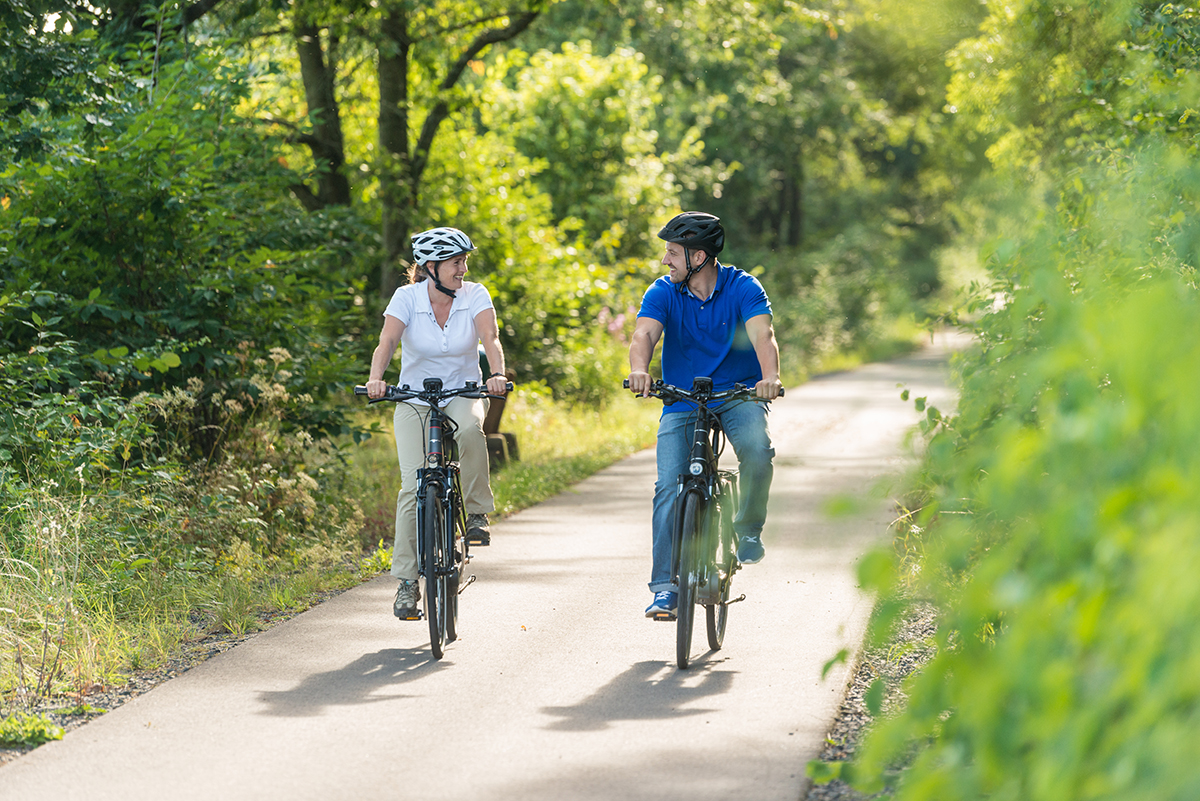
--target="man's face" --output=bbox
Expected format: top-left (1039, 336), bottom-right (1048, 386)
top-left (662, 243), bottom-right (702, 283)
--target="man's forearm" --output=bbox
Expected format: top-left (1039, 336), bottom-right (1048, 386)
top-left (629, 333), bottom-right (654, 373)
top-left (754, 329), bottom-right (781, 382)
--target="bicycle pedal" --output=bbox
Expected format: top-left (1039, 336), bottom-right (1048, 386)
top-left (398, 611), bottom-right (424, 621)
top-left (651, 612), bottom-right (677, 622)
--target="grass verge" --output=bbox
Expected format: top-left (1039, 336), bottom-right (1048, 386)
top-left (0, 387), bottom-right (659, 757)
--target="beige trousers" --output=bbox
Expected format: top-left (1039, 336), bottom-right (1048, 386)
top-left (391, 397), bottom-right (494, 581)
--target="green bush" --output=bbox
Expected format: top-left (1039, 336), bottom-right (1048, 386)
top-left (0, 37), bottom-right (369, 447)
top-left (835, 131), bottom-right (1200, 798)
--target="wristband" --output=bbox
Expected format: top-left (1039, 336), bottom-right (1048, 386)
top-left (488, 372), bottom-right (505, 379)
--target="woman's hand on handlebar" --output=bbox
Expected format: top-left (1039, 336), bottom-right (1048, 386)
top-left (365, 378), bottom-right (388, 400)
top-left (485, 375), bottom-right (509, 396)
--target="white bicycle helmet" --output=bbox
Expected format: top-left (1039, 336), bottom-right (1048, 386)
top-left (411, 227), bottom-right (476, 266)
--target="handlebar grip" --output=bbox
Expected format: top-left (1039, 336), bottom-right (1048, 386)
top-left (353, 386), bottom-right (368, 396)
top-left (622, 379), bottom-right (630, 389)
top-left (506, 381), bottom-right (514, 392)
top-left (779, 387), bottom-right (785, 397)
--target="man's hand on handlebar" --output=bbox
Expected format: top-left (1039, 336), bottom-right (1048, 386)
top-left (626, 370), bottom-right (654, 397)
top-left (755, 377), bottom-right (784, 401)
top-left (485, 375), bottom-right (509, 396)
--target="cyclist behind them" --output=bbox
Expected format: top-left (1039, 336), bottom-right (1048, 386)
top-left (626, 212), bottom-right (784, 620)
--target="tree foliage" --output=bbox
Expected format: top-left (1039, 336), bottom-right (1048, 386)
top-left (1, 0), bottom-right (963, 567)
top-left (824, 2), bottom-right (1200, 798)
top-left (1, 30), bottom-right (367, 459)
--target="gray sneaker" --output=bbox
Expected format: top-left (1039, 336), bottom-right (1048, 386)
top-left (466, 513), bottom-right (491, 546)
top-left (393, 579), bottom-right (421, 619)
top-left (737, 534), bottom-right (765, 565)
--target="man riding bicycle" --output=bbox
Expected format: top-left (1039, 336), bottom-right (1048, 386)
top-left (626, 212), bottom-right (783, 620)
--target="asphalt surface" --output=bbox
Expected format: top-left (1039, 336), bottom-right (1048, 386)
top-left (0, 335), bottom-right (960, 801)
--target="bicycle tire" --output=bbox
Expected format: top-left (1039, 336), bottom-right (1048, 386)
top-left (676, 491), bottom-right (702, 669)
top-left (421, 485), bottom-right (449, 659)
top-left (706, 478), bottom-right (738, 650)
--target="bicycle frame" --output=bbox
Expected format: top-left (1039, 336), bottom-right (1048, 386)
top-left (669, 386), bottom-right (729, 588)
top-left (414, 400), bottom-right (467, 586)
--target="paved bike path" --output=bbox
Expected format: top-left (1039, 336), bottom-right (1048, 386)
top-left (0, 336), bottom-right (960, 801)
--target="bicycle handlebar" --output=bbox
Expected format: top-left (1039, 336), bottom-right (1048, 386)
top-left (353, 380), bottom-right (514, 405)
top-left (622, 378), bottom-right (783, 403)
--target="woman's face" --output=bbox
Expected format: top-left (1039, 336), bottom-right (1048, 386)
top-left (430, 253), bottom-right (469, 292)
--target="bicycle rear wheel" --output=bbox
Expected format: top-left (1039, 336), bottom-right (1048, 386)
top-left (706, 478), bottom-right (738, 650)
top-left (421, 486), bottom-right (449, 659)
top-left (676, 491), bottom-right (702, 669)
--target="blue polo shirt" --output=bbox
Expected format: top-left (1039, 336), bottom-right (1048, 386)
top-left (637, 262), bottom-right (772, 415)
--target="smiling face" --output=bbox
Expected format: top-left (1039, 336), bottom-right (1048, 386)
top-left (661, 242), bottom-right (706, 283)
top-left (429, 253), bottom-right (469, 291)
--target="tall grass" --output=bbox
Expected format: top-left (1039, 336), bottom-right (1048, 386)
top-left (1, 384), bottom-right (658, 719)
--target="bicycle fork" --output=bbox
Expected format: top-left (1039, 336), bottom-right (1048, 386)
top-left (417, 471), bottom-right (472, 572)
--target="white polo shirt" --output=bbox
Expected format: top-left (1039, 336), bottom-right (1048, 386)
top-left (384, 280), bottom-right (494, 405)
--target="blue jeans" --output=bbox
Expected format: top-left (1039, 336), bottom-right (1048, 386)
top-left (649, 400), bottom-right (775, 593)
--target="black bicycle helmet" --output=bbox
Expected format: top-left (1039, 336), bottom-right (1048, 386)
top-left (657, 211), bottom-right (725, 256)
top-left (657, 212), bottom-right (724, 293)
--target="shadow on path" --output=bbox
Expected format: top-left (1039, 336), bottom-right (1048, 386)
top-left (256, 647), bottom-right (445, 717)
top-left (541, 659), bottom-right (736, 731)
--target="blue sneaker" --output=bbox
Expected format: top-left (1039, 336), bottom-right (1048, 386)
top-left (644, 591), bottom-right (678, 619)
top-left (737, 535), bottom-right (765, 565)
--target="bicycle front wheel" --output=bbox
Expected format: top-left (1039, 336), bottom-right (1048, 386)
top-left (676, 491), bottom-right (702, 669)
top-left (445, 487), bottom-right (463, 644)
top-left (421, 486), bottom-right (449, 659)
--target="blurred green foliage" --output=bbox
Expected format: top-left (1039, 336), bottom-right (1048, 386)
top-left (819, 1), bottom-right (1200, 798)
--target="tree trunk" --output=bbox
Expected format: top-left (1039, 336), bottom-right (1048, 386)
top-left (375, 6), bottom-right (542, 297)
top-left (378, 5), bottom-right (415, 297)
top-left (294, 21), bottom-right (351, 207)
top-left (786, 159), bottom-right (804, 248)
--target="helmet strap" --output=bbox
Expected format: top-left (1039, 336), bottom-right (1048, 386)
top-left (676, 247), bottom-right (711, 294)
top-left (425, 263), bottom-right (457, 299)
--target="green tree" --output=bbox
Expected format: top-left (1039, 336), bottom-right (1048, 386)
top-left (0, 0), bottom-right (109, 160)
top-left (1, 32), bottom-right (366, 450)
top-left (483, 42), bottom-right (689, 258)
top-left (220, 0), bottom-right (551, 294)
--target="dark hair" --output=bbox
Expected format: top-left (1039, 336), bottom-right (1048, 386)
top-left (406, 261), bottom-right (434, 285)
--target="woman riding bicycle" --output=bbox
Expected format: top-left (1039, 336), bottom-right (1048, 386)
top-left (366, 227), bottom-right (509, 620)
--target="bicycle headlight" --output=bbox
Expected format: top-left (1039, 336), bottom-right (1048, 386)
top-left (689, 461), bottom-right (704, 476)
